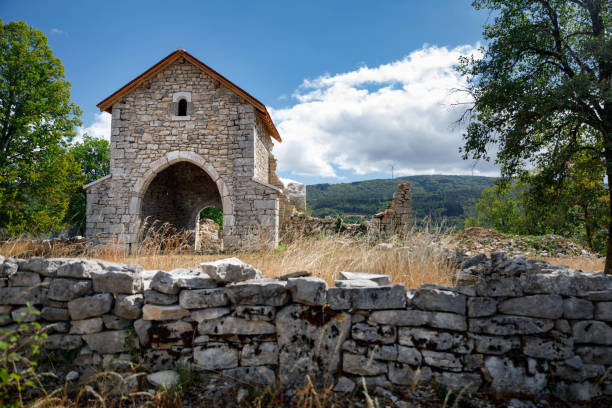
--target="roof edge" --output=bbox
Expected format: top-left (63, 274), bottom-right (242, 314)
top-left (96, 50), bottom-right (281, 142)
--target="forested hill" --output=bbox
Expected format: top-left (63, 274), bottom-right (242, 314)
top-left (307, 175), bottom-right (496, 228)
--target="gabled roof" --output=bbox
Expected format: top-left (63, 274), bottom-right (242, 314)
top-left (97, 49), bottom-right (281, 142)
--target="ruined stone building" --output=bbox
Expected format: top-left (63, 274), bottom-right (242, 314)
top-left (85, 49), bottom-right (283, 250)
top-left (371, 182), bottom-right (412, 238)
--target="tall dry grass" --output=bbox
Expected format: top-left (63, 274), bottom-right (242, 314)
top-left (0, 224), bottom-right (457, 288)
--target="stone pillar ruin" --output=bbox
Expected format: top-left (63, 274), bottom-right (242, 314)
top-left (371, 182), bottom-right (412, 238)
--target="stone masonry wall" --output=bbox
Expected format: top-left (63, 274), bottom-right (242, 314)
top-left (371, 182), bottom-right (412, 238)
top-left (85, 57), bottom-right (279, 249)
top-left (2, 254), bottom-right (612, 401)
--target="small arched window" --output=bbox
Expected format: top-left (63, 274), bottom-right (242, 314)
top-left (177, 99), bottom-right (187, 116)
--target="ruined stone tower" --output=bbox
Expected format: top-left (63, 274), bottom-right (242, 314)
top-left (85, 49), bottom-right (282, 250)
top-left (371, 182), bottom-right (412, 238)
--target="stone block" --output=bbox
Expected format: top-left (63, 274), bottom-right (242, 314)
top-left (142, 304), bottom-right (189, 321)
top-left (342, 353), bottom-right (387, 376)
top-left (576, 346), bottom-right (612, 365)
top-left (399, 327), bottom-right (472, 353)
top-left (0, 286), bottom-right (46, 305)
top-left (41, 306), bottom-right (70, 321)
top-left (150, 270), bottom-right (180, 294)
top-left (338, 271), bottom-right (391, 286)
top-left (368, 310), bottom-right (430, 326)
top-left (70, 318), bottom-right (104, 334)
top-left (351, 323), bottom-right (396, 344)
top-left (277, 304), bottom-right (351, 386)
top-left (57, 259), bottom-right (102, 279)
top-left (498, 294), bottom-right (563, 319)
top-left (421, 350), bottom-right (462, 371)
top-left (471, 334), bottom-right (518, 355)
top-left (434, 372), bottom-right (482, 394)
top-left (467, 297), bottom-right (496, 317)
top-left (573, 320), bottom-right (612, 345)
top-left (397, 345), bottom-right (422, 365)
top-left (523, 336), bottom-right (573, 360)
top-left (190, 307), bottom-right (231, 322)
top-left (134, 318), bottom-right (152, 346)
top-left (8, 271), bottom-right (41, 287)
top-left (223, 366), bottom-right (276, 385)
top-left (179, 288), bottom-right (228, 309)
top-left (428, 312), bottom-right (467, 331)
top-left (334, 279), bottom-right (378, 288)
top-left (329, 285), bottom-right (406, 310)
top-left (68, 293), bottom-right (113, 320)
top-left (103, 314), bottom-right (132, 329)
top-left (226, 279), bottom-right (289, 306)
top-left (484, 356), bottom-right (547, 394)
top-left (144, 289), bottom-right (177, 305)
top-left (44, 334), bottom-right (83, 350)
top-left (564, 297), bottom-right (594, 319)
top-left (241, 342), bottom-right (278, 366)
top-left (21, 257), bottom-right (66, 277)
top-left (83, 330), bottom-right (133, 354)
top-left (410, 288), bottom-right (466, 315)
top-left (48, 278), bottom-right (92, 301)
top-left (594, 302), bottom-right (612, 321)
top-left (388, 363), bottom-right (432, 385)
top-left (11, 306), bottom-right (40, 322)
top-left (287, 277), bottom-right (327, 306)
top-left (114, 294), bottom-right (143, 319)
top-left (194, 343), bottom-right (238, 369)
top-left (469, 315), bottom-right (554, 335)
top-left (234, 305), bottom-right (275, 321)
top-left (201, 257), bottom-right (262, 283)
top-left (198, 316), bottom-right (275, 335)
top-left (476, 277), bottom-right (522, 297)
top-left (92, 268), bottom-right (143, 294)
top-left (522, 269), bottom-right (612, 296)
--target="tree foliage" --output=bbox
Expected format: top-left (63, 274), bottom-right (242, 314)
top-left (64, 135), bottom-right (110, 232)
top-left (0, 20), bottom-right (83, 236)
top-left (467, 153), bottom-right (609, 253)
top-left (458, 0), bottom-right (612, 270)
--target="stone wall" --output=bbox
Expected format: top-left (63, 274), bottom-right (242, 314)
top-left (2, 253), bottom-right (612, 401)
top-left (85, 56), bottom-right (280, 250)
top-left (371, 182), bottom-right (412, 238)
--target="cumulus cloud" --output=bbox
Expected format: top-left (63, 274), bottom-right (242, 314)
top-left (77, 112), bottom-right (111, 141)
top-left (270, 44), bottom-right (497, 179)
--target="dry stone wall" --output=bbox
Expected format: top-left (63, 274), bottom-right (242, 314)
top-left (2, 253), bottom-right (612, 401)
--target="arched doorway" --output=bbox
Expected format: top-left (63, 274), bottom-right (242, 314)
top-left (140, 161), bottom-right (222, 249)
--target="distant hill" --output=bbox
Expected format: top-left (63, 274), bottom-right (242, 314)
top-left (306, 175), bottom-right (496, 228)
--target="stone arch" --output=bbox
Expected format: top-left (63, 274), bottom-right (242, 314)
top-left (130, 151), bottom-right (234, 246)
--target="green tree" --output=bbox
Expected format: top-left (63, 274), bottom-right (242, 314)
top-left (64, 135), bottom-right (110, 232)
top-left (457, 1), bottom-right (612, 272)
top-left (465, 182), bottom-right (524, 234)
top-left (199, 206), bottom-right (223, 229)
top-left (0, 20), bottom-right (83, 236)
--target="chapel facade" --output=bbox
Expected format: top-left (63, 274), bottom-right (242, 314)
top-left (85, 49), bottom-right (282, 250)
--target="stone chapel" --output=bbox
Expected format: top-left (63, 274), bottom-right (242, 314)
top-left (84, 49), bottom-right (284, 250)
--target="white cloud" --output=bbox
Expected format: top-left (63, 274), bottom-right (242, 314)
top-left (50, 28), bottom-right (65, 35)
top-left (77, 112), bottom-right (112, 141)
top-left (270, 44), bottom-right (497, 179)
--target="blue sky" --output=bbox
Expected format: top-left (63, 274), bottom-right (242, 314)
top-left (2, 1), bottom-right (495, 184)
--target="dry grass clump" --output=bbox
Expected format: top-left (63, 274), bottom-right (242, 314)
top-left (90, 223), bottom-right (456, 287)
top-left (0, 225), bottom-right (456, 288)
